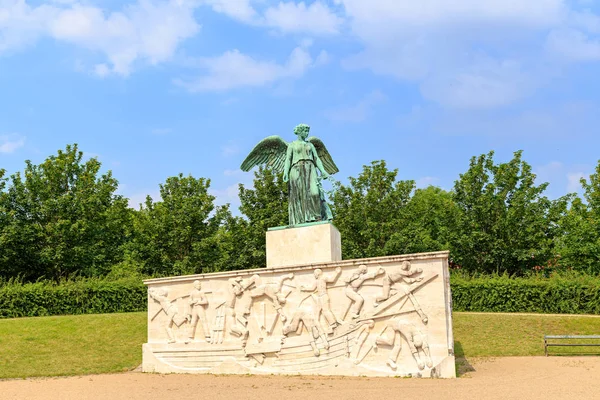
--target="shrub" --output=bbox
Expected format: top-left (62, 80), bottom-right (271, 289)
top-left (0, 278), bottom-right (146, 318)
top-left (451, 273), bottom-right (600, 314)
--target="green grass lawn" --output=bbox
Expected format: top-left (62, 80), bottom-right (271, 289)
top-left (454, 313), bottom-right (600, 357)
top-left (1, 312), bottom-right (600, 379)
top-left (0, 312), bottom-right (146, 379)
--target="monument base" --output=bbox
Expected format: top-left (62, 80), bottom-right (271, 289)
top-left (266, 221), bottom-right (341, 268)
top-left (142, 251), bottom-right (456, 378)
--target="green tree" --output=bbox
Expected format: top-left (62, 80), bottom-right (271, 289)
top-left (331, 160), bottom-right (415, 259)
top-left (234, 166), bottom-right (288, 270)
top-left (127, 173), bottom-right (229, 276)
top-left (0, 144), bottom-right (131, 281)
top-left (555, 161), bottom-right (600, 273)
top-left (0, 169), bottom-right (7, 270)
top-left (384, 186), bottom-right (459, 256)
top-left (451, 150), bottom-right (568, 275)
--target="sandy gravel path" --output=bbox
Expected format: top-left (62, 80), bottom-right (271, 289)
top-left (2, 357), bottom-right (599, 400)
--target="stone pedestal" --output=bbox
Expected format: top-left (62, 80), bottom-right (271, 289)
top-left (266, 222), bottom-right (341, 268)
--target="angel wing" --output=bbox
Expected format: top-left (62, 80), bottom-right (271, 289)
top-left (307, 136), bottom-right (339, 175)
top-left (240, 136), bottom-right (289, 173)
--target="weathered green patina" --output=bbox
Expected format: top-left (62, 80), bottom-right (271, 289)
top-left (241, 124), bottom-right (338, 226)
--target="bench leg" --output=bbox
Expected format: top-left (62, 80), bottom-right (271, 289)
top-left (544, 340), bottom-right (548, 357)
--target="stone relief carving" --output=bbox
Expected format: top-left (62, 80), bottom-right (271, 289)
top-left (282, 305), bottom-right (330, 357)
top-left (185, 280), bottom-right (210, 343)
top-left (240, 273), bottom-right (294, 323)
top-left (149, 287), bottom-right (188, 344)
top-left (300, 267), bottom-right (342, 333)
top-left (376, 261), bottom-right (422, 303)
top-left (344, 264), bottom-right (385, 319)
top-left (144, 254), bottom-right (454, 377)
top-left (210, 303), bottom-right (226, 344)
top-left (351, 320), bottom-right (375, 364)
top-left (225, 277), bottom-right (249, 341)
top-left (375, 319), bottom-right (433, 371)
top-left (375, 261), bottom-right (429, 324)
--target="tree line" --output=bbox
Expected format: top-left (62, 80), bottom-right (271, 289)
top-left (1, 144), bottom-right (599, 282)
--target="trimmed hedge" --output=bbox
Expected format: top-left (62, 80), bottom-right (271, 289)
top-left (452, 275), bottom-right (600, 314)
top-left (2, 275), bottom-right (600, 318)
top-left (0, 279), bottom-right (147, 318)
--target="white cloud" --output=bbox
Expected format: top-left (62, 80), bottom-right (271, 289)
top-left (0, 0), bottom-right (200, 76)
top-left (223, 168), bottom-right (244, 176)
top-left (0, 1), bottom-right (54, 53)
top-left (532, 162), bottom-right (591, 198)
top-left (337, 0), bottom-right (564, 32)
top-left (314, 49), bottom-right (330, 65)
top-left (201, 0), bottom-right (257, 23)
top-left (535, 161), bottom-right (564, 186)
top-left (94, 63), bottom-right (110, 77)
top-left (209, 183), bottom-right (240, 207)
top-left (175, 46), bottom-right (314, 92)
top-left (335, 0), bottom-right (600, 109)
top-left (325, 90), bottom-right (386, 122)
top-left (420, 57), bottom-right (537, 109)
top-left (151, 128), bottom-right (172, 135)
top-left (416, 176), bottom-right (440, 188)
top-left (221, 97), bottom-right (240, 105)
top-left (199, 0), bottom-right (343, 37)
top-left (127, 190), bottom-right (160, 209)
top-left (569, 9), bottom-right (600, 34)
top-left (82, 151), bottom-right (101, 160)
top-left (430, 101), bottom-right (600, 139)
top-left (546, 29), bottom-right (600, 62)
top-left (0, 134), bottom-right (26, 154)
top-left (263, 1), bottom-right (343, 35)
top-left (209, 169), bottom-right (255, 212)
top-left (221, 140), bottom-right (240, 157)
top-left (567, 172), bottom-right (585, 193)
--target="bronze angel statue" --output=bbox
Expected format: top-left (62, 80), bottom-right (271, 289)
top-left (241, 124), bottom-right (339, 226)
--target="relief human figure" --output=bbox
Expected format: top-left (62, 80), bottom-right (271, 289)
top-left (375, 319), bottom-right (433, 371)
top-left (352, 320), bottom-right (375, 364)
top-left (225, 277), bottom-right (248, 340)
top-left (240, 273), bottom-right (294, 322)
top-left (344, 264), bottom-right (385, 319)
top-left (186, 280), bottom-right (210, 342)
top-left (149, 287), bottom-right (187, 344)
top-left (300, 267), bottom-right (342, 332)
top-left (282, 307), bottom-right (330, 357)
top-left (376, 261), bottom-right (423, 303)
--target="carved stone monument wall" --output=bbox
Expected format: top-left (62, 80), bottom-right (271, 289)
top-left (142, 249), bottom-right (456, 378)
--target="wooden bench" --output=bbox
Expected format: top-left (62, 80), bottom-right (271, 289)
top-left (544, 335), bottom-right (600, 356)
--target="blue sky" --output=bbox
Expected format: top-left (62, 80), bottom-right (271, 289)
top-left (1, 0), bottom-right (600, 211)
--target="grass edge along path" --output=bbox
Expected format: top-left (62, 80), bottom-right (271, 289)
top-left (1, 312), bottom-right (600, 379)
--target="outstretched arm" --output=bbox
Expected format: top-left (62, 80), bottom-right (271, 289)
top-left (311, 144), bottom-right (329, 179)
top-left (300, 280), bottom-right (317, 292)
top-left (325, 267), bottom-right (342, 283)
top-left (283, 145), bottom-right (293, 182)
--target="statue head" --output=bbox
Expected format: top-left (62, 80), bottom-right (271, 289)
top-left (314, 268), bottom-right (323, 278)
top-left (193, 280), bottom-right (201, 290)
top-left (358, 264), bottom-right (368, 274)
top-left (294, 124), bottom-right (310, 140)
top-left (400, 261), bottom-right (411, 271)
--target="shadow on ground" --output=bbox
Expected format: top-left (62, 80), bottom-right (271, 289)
top-left (454, 341), bottom-right (475, 377)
